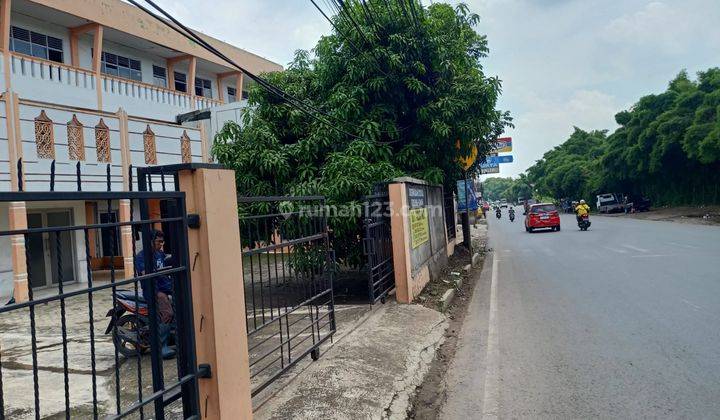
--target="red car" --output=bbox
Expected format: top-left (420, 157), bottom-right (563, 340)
top-left (525, 203), bottom-right (561, 232)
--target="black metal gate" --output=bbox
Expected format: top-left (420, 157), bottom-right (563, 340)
top-left (0, 163), bottom-right (201, 419)
top-left (362, 191), bottom-right (395, 303)
top-left (238, 195), bottom-right (336, 396)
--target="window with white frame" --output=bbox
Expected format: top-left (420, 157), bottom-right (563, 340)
top-left (195, 77), bottom-right (212, 98)
top-left (174, 71), bottom-right (187, 93)
top-left (101, 52), bottom-right (142, 81)
top-left (10, 26), bottom-right (64, 63)
top-left (227, 86), bottom-right (236, 102)
top-left (152, 65), bottom-right (167, 87)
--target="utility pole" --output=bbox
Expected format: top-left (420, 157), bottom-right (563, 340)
top-left (461, 170), bottom-right (472, 252)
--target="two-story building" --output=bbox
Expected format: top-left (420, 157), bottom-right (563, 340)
top-left (0, 0), bottom-right (281, 300)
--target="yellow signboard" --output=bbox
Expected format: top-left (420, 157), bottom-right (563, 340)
top-left (409, 208), bottom-right (430, 249)
top-left (455, 140), bottom-right (478, 171)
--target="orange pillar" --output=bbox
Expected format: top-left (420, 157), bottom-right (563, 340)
top-left (119, 199), bottom-right (134, 279)
top-left (9, 201), bottom-right (28, 302)
top-left (178, 167), bottom-right (252, 419)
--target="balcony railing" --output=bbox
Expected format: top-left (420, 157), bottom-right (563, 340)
top-left (7, 52), bottom-right (223, 120)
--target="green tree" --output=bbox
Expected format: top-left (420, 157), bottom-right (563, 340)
top-left (213, 1), bottom-right (511, 266)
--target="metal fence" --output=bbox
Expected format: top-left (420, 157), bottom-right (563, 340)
top-left (362, 191), bottom-right (395, 303)
top-left (238, 196), bottom-right (336, 396)
top-left (444, 192), bottom-right (457, 240)
top-left (0, 162), bottom-right (201, 419)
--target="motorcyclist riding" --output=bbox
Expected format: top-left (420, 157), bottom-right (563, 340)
top-left (508, 207), bottom-right (515, 221)
top-left (575, 199), bottom-right (590, 223)
top-left (495, 206), bottom-right (501, 219)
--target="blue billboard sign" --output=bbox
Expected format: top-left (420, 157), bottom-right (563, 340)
top-left (456, 179), bottom-right (479, 212)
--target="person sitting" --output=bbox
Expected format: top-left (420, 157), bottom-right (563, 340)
top-left (135, 230), bottom-right (175, 359)
top-left (575, 199), bottom-right (590, 222)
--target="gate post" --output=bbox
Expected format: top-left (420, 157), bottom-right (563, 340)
top-left (9, 201), bottom-right (28, 302)
top-left (177, 166), bottom-right (253, 419)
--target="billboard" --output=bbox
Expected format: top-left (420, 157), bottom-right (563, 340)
top-left (493, 137), bottom-right (512, 153)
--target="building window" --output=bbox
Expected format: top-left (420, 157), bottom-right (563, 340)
top-left (242, 90), bottom-right (249, 100)
top-left (227, 87), bottom-right (236, 102)
top-left (34, 110), bottom-right (55, 159)
top-left (174, 72), bottom-right (187, 93)
top-left (67, 114), bottom-right (85, 161)
top-left (95, 118), bottom-right (111, 163)
top-left (101, 52), bottom-right (142, 81)
top-left (152, 65), bottom-right (167, 87)
top-left (143, 125), bottom-right (157, 165)
top-left (181, 130), bottom-right (191, 163)
top-left (195, 77), bottom-right (212, 98)
top-left (10, 26), bottom-right (64, 63)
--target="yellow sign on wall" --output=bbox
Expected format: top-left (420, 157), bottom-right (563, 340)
top-left (409, 208), bottom-right (430, 249)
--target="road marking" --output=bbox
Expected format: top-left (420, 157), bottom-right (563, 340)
top-left (482, 256), bottom-right (500, 418)
top-left (668, 241), bottom-right (699, 249)
top-left (622, 244), bottom-right (650, 253)
top-left (681, 298), bottom-right (703, 311)
top-left (630, 254), bottom-right (673, 258)
top-left (603, 246), bottom-right (627, 254)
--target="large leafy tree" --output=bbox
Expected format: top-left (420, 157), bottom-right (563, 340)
top-left (213, 1), bottom-right (510, 266)
top-left (525, 68), bottom-right (720, 206)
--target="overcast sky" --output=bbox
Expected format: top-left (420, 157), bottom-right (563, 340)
top-left (158, 0), bottom-right (720, 178)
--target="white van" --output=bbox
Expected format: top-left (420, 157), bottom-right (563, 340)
top-left (596, 193), bottom-right (625, 213)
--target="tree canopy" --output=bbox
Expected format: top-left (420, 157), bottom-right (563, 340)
top-left (525, 68), bottom-right (720, 206)
top-left (213, 1), bottom-right (510, 265)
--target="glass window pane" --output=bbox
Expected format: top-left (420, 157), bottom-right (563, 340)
top-left (47, 36), bottom-right (63, 50)
top-left (174, 72), bottom-right (186, 82)
top-left (130, 59), bottom-right (141, 71)
top-left (48, 49), bottom-right (63, 63)
top-left (30, 31), bottom-right (46, 46)
top-left (118, 67), bottom-right (131, 79)
top-left (31, 44), bottom-right (47, 59)
top-left (195, 86), bottom-right (203, 97)
top-left (12, 39), bottom-right (32, 55)
top-left (130, 70), bottom-right (142, 81)
top-left (176, 81), bottom-right (186, 92)
top-left (11, 26), bottom-right (30, 42)
top-left (153, 76), bottom-right (167, 87)
top-left (117, 55), bottom-right (129, 67)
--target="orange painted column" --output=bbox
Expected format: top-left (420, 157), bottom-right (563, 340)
top-left (177, 167), bottom-right (252, 419)
top-left (119, 199), bottom-right (134, 279)
top-left (148, 198), bottom-right (162, 231)
top-left (389, 183), bottom-right (413, 303)
top-left (9, 201), bottom-right (28, 302)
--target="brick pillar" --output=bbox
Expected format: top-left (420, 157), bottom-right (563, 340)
top-left (9, 201), bottom-right (28, 302)
top-left (177, 167), bottom-right (252, 419)
top-left (119, 199), bottom-right (134, 279)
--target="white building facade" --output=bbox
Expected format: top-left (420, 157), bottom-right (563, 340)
top-left (0, 0), bottom-right (280, 300)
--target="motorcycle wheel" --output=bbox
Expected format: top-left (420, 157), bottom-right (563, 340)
top-left (113, 314), bottom-right (150, 358)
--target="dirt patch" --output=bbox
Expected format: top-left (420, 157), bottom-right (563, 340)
top-left (408, 233), bottom-right (488, 419)
top-left (601, 205), bottom-right (720, 226)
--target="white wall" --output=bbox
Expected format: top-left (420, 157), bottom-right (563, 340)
top-left (0, 103), bottom-right (11, 191)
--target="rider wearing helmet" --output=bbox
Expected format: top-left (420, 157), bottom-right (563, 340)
top-left (575, 199), bottom-right (590, 222)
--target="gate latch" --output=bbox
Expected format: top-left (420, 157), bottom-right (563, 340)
top-left (187, 214), bottom-right (201, 229)
top-left (198, 363), bottom-right (212, 378)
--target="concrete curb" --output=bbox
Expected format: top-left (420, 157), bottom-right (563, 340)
top-left (471, 252), bottom-right (481, 267)
top-left (439, 288), bottom-right (455, 312)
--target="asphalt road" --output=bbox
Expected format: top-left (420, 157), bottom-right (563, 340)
top-left (441, 207), bottom-right (720, 419)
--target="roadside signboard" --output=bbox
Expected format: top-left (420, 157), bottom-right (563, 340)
top-left (456, 179), bottom-right (479, 212)
top-left (481, 155), bottom-right (513, 167)
top-left (493, 137), bottom-right (512, 153)
top-left (409, 208), bottom-right (430, 248)
top-left (456, 140), bottom-right (478, 170)
top-left (481, 166), bottom-right (500, 174)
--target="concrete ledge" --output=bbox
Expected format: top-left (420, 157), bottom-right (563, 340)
top-left (440, 288), bottom-right (455, 312)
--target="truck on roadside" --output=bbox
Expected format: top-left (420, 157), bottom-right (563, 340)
top-left (596, 193), bottom-right (625, 213)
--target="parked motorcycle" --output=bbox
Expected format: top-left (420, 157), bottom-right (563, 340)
top-left (105, 290), bottom-right (175, 358)
top-left (577, 214), bottom-right (591, 231)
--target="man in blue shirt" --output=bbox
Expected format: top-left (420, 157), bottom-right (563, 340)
top-left (135, 230), bottom-right (175, 359)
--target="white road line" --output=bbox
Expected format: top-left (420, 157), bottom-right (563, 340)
top-left (482, 256), bottom-right (500, 419)
top-left (681, 298), bottom-right (703, 311)
top-left (603, 246), bottom-right (627, 254)
top-left (622, 244), bottom-right (650, 253)
top-left (631, 254), bottom-right (673, 258)
top-left (668, 241), bottom-right (699, 249)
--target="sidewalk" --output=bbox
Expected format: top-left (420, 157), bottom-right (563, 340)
top-left (255, 301), bottom-right (448, 420)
